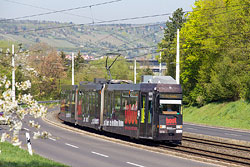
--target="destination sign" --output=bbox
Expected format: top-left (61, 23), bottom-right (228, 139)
top-left (160, 94), bottom-right (182, 99)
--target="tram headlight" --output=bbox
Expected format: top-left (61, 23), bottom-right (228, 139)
top-left (176, 125), bottom-right (182, 129)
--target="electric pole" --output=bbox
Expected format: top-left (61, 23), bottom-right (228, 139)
top-left (134, 58), bottom-right (136, 84)
top-left (72, 52), bottom-right (74, 85)
top-left (176, 29), bottom-right (180, 84)
top-left (159, 51), bottom-right (162, 76)
top-left (12, 44), bottom-right (15, 102)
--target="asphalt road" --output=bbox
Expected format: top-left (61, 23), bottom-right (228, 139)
top-left (184, 122), bottom-right (250, 142)
top-left (0, 116), bottom-right (215, 167)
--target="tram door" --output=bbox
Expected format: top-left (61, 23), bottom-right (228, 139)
top-left (139, 93), bottom-right (153, 138)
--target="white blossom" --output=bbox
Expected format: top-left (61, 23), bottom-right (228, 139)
top-left (0, 76), bottom-right (48, 147)
top-left (41, 131), bottom-right (51, 139)
top-left (1, 75), bottom-right (7, 85)
top-left (13, 121), bottom-right (22, 131)
top-left (20, 94), bottom-right (33, 104)
top-left (16, 80), bottom-right (31, 91)
top-left (33, 131), bottom-right (40, 139)
top-left (5, 80), bottom-right (11, 89)
top-left (1, 133), bottom-right (8, 142)
top-left (2, 89), bottom-right (12, 101)
top-left (29, 120), bottom-right (35, 127)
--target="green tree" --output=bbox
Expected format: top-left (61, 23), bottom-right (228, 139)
top-left (180, 0), bottom-right (250, 105)
top-left (75, 51), bottom-right (85, 71)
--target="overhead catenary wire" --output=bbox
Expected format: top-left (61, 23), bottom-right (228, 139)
top-left (2, 1), bottom-right (250, 58)
top-left (2, 0), bottom-right (105, 22)
top-left (8, 12), bottom-right (174, 34)
top-left (0, 0), bottom-right (122, 22)
top-left (3, 0), bottom-right (248, 23)
top-left (7, 4), bottom-right (247, 35)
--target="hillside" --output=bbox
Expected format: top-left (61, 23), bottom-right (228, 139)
top-left (0, 20), bottom-right (164, 58)
top-left (183, 100), bottom-right (250, 130)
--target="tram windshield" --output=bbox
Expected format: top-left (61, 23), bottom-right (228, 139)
top-left (159, 100), bottom-right (181, 115)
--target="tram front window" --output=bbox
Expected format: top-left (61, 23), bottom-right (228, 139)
top-left (159, 104), bottom-right (180, 114)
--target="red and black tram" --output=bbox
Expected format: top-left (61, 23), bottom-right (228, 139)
top-left (59, 76), bottom-right (183, 144)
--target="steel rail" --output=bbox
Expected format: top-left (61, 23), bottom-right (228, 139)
top-left (183, 136), bottom-right (250, 152)
top-left (160, 144), bottom-right (250, 166)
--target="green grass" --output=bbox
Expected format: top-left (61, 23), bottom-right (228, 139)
top-left (183, 100), bottom-right (250, 130)
top-left (0, 142), bottom-right (68, 167)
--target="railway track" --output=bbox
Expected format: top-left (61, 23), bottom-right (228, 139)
top-left (158, 136), bottom-right (250, 167)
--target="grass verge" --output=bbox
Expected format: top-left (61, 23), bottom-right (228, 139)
top-left (0, 142), bottom-right (68, 167)
top-left (183, 100), bottom-right (250, 130)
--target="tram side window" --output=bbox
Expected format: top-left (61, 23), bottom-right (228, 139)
top-left (85, 92), bottom-right (89, 116)
top-left (121, 91), bottom-right (129, 121)
top-left (141, 95), bottom-right (145, 123)
top-left (148, 100), bottom-right (152, 123)
top-left (88, 92), bottom-right (91, 116)
top-left (88, 92), bottom-right (91, 115)
top-left (110, 91), bottom-right (114, 118)
top-left (122, 91), bottom-right (129, 109)
top-left (130, 91), bottom-right (138, 124)
top-left (114, 91), bottom-right (121, 120)
top-left (104, 91), bottom-right (109, 118)
top-left (130, 91), bottom-right (138, 111)
top-left (85, 91), bottom-right (89, 116)
top-left (66, 90), bottom-right (70, 111)
top-left (107, 92), bottom-right (111, 118)
top-left (90, 92), bottom-right (94, 117)
top-left (81, 91), bottom-right (84, 115)
top-left (91, 92), bottom-right (97, 117)
top-left (92, 92), bottom-right (96, 116)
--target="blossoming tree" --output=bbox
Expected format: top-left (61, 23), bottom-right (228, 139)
top-left (0, 75), bottom-right (50, 148)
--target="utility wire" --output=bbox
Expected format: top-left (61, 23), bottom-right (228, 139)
top-left (0, 0), bottom-right (122, 22)
top-left (8, 12), bottom-right (173, 34)
top-left (2, 0), bottom-right (105, 22)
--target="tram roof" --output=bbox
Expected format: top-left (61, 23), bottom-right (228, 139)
top-left (106, 83), bottom-right (141, 91)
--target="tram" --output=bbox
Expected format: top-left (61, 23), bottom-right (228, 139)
top-left (59, 75), bottom-right (183, 143)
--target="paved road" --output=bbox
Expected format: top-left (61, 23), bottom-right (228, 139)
top-left (1, 117), bottom-right (215, 167)
top-left (184, 122), bottom-right (250, 142)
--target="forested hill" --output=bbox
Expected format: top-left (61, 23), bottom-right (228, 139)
top-left (0, 20), bottom-right (164, 58)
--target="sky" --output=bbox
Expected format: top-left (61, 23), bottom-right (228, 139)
top-left (1, 0), bottom-right (196, 24)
